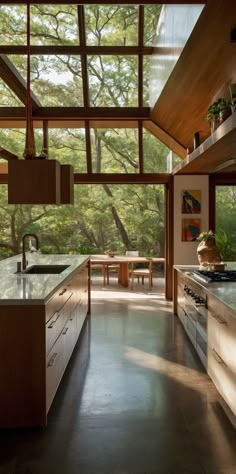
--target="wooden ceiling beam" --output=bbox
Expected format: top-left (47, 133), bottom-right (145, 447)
top-left (74, 173), bottom-right (172, 184)
top-left (0, 54), bottom-right (41, 110)
top-left (143, 120), bottom-right (186, 159)
top-left (0, 148), bottom-right (18, 160)
top-left (0, 107), bottom-right (150, 120)
top-left (0, 45), bottom-right (153, 55)
top-left (0, 172), bottom-right (172, 185)
top-left (78, 5), bottom-right (89, 108)
top-left (0, 1), bottom-right (207, 4)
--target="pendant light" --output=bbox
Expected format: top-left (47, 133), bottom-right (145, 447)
top-left (8, 2), bottom-right (73, 205)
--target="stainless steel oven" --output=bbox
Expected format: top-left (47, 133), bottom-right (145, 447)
top-left (184, 282), bottom-right (207, 368)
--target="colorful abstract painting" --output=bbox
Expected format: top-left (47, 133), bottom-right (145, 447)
top-left (182, 219), bottom-right (201, 241)
top-left (182, 190), bottom-right (201, 214)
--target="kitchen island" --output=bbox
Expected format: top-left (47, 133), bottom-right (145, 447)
top-left (174, 265), bottom-right (236, 427)
top-left (0, 254), bottom-right (90, 428)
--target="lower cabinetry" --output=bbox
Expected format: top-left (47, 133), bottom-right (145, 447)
top-left (208, 295), bottom-right (236, 419)
top-left (0, 261), bottom-right (90, 428)
top-left (174, 269), bottom-right (208, 368)
top-left (174, 268), bottom-right (236, 424)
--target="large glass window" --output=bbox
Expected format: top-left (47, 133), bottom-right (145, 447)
top-left (215, 186), bottom-right (236, 261)
top-left (0, 3), bottom-right (182, 174)
top-left (0, 183), bottom-right (165, 258)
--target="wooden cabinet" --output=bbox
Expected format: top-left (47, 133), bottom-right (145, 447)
top-left (174, 268), bottom-right (236, 423)
top-left (208, 294), bottom-right (236, 419)
top-left (0, 261), bottom-right (90, 428)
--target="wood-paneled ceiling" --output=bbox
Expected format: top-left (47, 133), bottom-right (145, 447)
top-left (151, 0), bottom-right (236, 152)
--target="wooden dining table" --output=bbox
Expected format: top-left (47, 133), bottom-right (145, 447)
top-left (90, 255), bottom-right (165, 287)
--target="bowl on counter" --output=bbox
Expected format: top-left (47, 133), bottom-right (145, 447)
top-left (106, 252), bottom-right (117, 258)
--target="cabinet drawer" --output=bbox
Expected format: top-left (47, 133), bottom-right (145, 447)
top-left (46, 310), bottom-right (64, 355)
top-left (208, 309), bottom-right (221, 356)
top-left (208, 347), bottom-right (236, 416)
top-left (46, 285), bottom-right (72, 322)
top-left (63, 311), bottom-right (77, 368)
top-left (46, 292), bottom-right (73, 354)
top-left (46, 335), bottom-right (65, 412)
top-left (220, 307), bottom-right (236, 373)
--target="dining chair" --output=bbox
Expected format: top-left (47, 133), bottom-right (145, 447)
top-left (91, 263), bottom-right (107, 286)
top-left (130, 258), bottom-right (153, 290)
top-left (125, 250), bottom-right (139, 279)
top-left (106, 262), bottom-right (120, 284)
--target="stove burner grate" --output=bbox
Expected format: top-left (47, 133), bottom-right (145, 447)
top-left (193, 270), bottom-right (236, 283)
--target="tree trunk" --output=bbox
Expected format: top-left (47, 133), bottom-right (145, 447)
top-left (102, 184), bottom-right (133, 250)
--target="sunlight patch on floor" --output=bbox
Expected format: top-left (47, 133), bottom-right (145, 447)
top-left (91, 289), bottom-right (166, 300)
top-left (124, 346), bottom-right (213, 396)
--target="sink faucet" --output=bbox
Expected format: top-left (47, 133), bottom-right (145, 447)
top-left (22, 233), bottom-right (40, 270)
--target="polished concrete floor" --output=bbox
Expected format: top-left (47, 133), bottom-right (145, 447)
top-left (1, 277), bottom-right (236, 474)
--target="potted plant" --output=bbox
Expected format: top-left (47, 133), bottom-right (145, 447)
top-left (196, 230), bottom-right (221, 266)
top-left (217, 98), bottom-right (232, 122)
top-left (206, 101), bottom-right (221, 133)
top-left (206, 98), bottom-right (232, 133)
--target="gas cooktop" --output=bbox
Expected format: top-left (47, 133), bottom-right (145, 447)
top-left (193, 270), bottom-right (236, 283)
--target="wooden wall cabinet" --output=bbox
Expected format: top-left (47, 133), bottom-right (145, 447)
top-left (0, 262), bottom-right (89, 428)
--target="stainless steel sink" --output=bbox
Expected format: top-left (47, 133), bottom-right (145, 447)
top-left (22, 264), bottom-right (70, 274)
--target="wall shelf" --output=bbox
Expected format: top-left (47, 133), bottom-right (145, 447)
top-left (172, 112), bottom-right (236, 175)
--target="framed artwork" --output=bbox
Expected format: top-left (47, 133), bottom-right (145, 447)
top-left (182, 219), bottom-right (201, 241)
top-left (182, 190), bottom-right (201, 214)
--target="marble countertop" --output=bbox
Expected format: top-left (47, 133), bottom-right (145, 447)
top-left (0, 253), bottom-right (89, 305)
top-left (174, 264), bottom-right (236, 314)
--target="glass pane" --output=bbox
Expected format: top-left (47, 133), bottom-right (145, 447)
top-left (30, 4), bottom-right (79, 45)
top-left (91, 128), bottom-right (138, 173)
top-left (85, 5), bottom-right (138, 46)
top-left (149, 4), bottom-right (204, 106)
top-left (88, 56), bottom-right (138, 106)
top-left (10, 55), bottom-right (83, 107)
top-left (143, 56), bottom-right (151, 107)
top-left (216, 186), bottom-right (236, 261)
top-left (0, 129), bottom-right (26, 158)
top-left (0, 5), bottom-right (26, 45)
top-left (143, 129), bottom-right (176, 172)
top-left (144, 5), bottom-right (162, 46)
top-left (49, 128), bottom-right (87, 172)
top-left (0, 79), bottom-right (22, 107)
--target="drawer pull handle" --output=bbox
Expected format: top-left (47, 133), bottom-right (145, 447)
top-left (212, 349), bottom-right (227, 366)
top-left (47, 352), bottom-right (57, 368)
top-left (59, 289), bottom-right (67, 296)
top-left (48, 312), bottom-right (60, 328)
top-left (62, 327), bottom-right (69, 335)
top-left (209, 310), bottom-right (226, 325)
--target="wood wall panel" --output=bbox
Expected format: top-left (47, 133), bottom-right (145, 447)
top-left (151, 0), bottom-right (236, 150)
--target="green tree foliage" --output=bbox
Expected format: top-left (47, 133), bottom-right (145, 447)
top-left (216, 186), bottom-right (236, 260)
